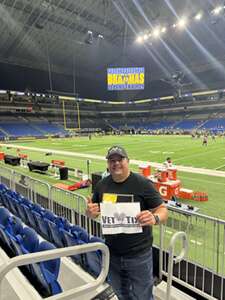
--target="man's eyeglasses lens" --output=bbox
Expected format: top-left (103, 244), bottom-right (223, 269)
top-left (109, 157), bottom-right (124, 163)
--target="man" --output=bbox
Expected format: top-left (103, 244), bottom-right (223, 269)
top-left (202, 135), bottom-right (208, 146)
top-left (163, 157), bottom-right (173, 169)
top-left (87, 145), bottom-right (168, 300)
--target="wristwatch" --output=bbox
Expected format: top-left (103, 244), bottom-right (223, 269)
top-left (153, 214), bottom-right (160, 225)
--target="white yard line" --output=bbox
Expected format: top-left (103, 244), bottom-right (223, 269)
top-left (190, 240), bottom-right (202, 246)
top-left (165, 230), bottom-right (173, 235)
top-left (215, 164), bottom-right (225, 170)
top-left (173, 147), bottom-right (223, 163)
top-left (180, 175), bottom-right (225, 186)
top-left (149, 151), bottom-right (161, 154)
top-left (1, 143), bottom-right (225, 178)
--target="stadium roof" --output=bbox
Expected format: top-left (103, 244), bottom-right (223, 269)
top-left (1, 0), bottom-right (225, 100)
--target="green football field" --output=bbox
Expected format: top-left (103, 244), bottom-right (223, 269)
top-left (1, 134), bottom-right (225, 220)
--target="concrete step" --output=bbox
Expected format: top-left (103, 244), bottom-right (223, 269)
top-left (154, 280), bottom-right (196, 300)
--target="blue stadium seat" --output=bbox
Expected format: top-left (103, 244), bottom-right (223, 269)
top-left (13, 197), bottom-right (23, 218)
top-left (0, 183), bottom-right (7, 191)
top-left (17, 202), bottom-right (31, 224)
top-left (25, 207), bottom-right (39, 229)
top-left (34, 209), bottom-right (56, 241)
top-left (7, 215), bottom-right (24, 236)
top-left (32, 203), bottom-right (44, 214)
top-left (0, 207), bottom-right (11, 228)
top-left (44, 210), bottom-right (57, 222)
top-left (0, 208), bottom-right (14, 255)
top-left (33, 212), bottom-right (50, 240)
top-left (1, 215), bottom-right (24, 256)
top-left (1, 194), bottom-right (11, 211)
top-left (44, 216), bottom-right (72, 247)
top-left (55, 217), bottom-right (71, 231)
top-left (0, 184), bottom-right (7, 204)
top-left (11, 227), bottom-right (39, 255)
top-left (0, 122), bottom-right (43, 137)
top-left (21, 227), bottom-right (40, 253)
top-left (84, 236), bottom-right (105, 277)
top-left (9, 229), bottom-right (61, 297)
top-left (46, 219), bottom-right (65, 247)
top-left (7, 195), bottom-right (19, 216)
top-left (70, 225), bottom-right (89, 243)
top-left (38, 241), bottom-right (62, 295)
top-left (61, 229), bottom-right (86, 266)
top-left (0, 193), bottom-right (7, 207)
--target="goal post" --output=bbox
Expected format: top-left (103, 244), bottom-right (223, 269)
top-left (61, 98), bottom-right (81, 131)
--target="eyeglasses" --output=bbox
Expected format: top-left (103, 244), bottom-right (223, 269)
top-left (108, 157), bottom-right (125, 163)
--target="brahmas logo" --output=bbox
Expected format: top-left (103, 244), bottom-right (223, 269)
top-left (107, 67), bottom-right (145, 90)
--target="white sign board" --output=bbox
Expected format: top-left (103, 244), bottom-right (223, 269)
top-left (100, 202), bottom-right (143, 235)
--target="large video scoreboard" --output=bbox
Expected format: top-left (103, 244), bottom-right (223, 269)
top-left (107, 67), bottom-right (145, 91)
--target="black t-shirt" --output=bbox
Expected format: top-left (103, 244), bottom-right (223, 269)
top-left (92, 172), bottom-right (163, 256)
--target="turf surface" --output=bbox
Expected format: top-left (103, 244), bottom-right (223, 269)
top-left (1, 135), bottom-right (225, 219)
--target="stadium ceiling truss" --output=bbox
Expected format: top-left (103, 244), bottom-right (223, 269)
top-left (0, 0), bottom-right (125, 76)
top-left (1, 0), bottom-right (225, 104)
top-left (1, 0), bottom-right (225, 81)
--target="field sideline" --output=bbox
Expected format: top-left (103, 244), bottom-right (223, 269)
top-left (2, 142), bottom-right (225, 178)
top-left (1, 135), bottom-right (225, 219)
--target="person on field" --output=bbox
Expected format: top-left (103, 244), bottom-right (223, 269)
top-left (202, 135), bottom-right (208, 146)
top-left (163, 157), bottom-right (173, 169)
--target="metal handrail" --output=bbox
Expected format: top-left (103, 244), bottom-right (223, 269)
top-left (0, 243), bottom-right (109, 300)
top-left (166, 231), bottom-right (188, 300)
top-left (1, 165), bottom-right (224, 299)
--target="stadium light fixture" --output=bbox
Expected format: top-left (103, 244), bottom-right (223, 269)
top-left (195, 12), bottom-right (203, 21)
top-left (135, 6), bottom-right (225, 43)
top-left (136, 36), bottom-right (144, 43)
top-left (153, 28), bottom-right (161, 38)
top-left (161, 27), bottom-right (167, 34)
top-left (143, 34), bottom-right (148, 40)
top-left (212, 6), bottom-right (223, 15)
top-left (85, 30), bottom-right (93, 44)
top-left (177, 17), bottom-right (188, 28)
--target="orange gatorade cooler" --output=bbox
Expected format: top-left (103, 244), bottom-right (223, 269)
top-left (155, 180), bottom-right (181, 200)
top-left (139, 164), bottom-right (151, 177)
top-left (19, 153), bottom-right (28, 159)
top-left (0, 152), bottom-right (4, 160)
top-left (158, 168), bottom-right (168, 182)
top-left (168, 168), bottom-right (177, 180)
top-left (178, 188), bottom-right (193, 200)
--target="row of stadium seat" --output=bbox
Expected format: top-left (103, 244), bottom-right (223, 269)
top-left (112, 118), bottom-right (225, 131)
top-left (0, 121), bottom-right (67, 137)
top-left (0, 183), bottom-right (105, 280)
top-left (0, 206), bottom-right (61, 297)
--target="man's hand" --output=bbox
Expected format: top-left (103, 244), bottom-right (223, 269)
top-left (136, 210), bottom-right (156, 226)
top-left (86, 196), bottom-right (100, 219)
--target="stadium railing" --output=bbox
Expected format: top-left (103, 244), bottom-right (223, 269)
top-left (0, 165), bottom-right (224, 299)
top-left (0, 243), bottom-right (110, 300)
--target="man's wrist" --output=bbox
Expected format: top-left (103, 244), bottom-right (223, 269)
top-left (153, 214), bottom-right (160, 225)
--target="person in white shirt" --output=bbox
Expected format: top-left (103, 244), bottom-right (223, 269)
top-left (163, 157), bottom-right (173, 169)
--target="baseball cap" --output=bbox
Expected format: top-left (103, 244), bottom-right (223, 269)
top-left (106, 146), bottom-right (128, 159)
